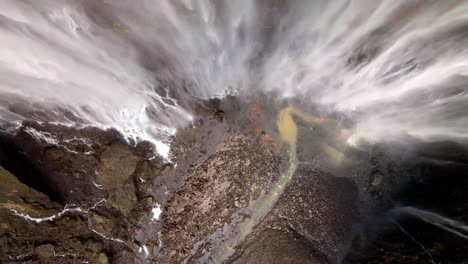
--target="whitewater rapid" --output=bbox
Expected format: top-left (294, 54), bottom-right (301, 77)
top-left (0, 0), bottom-right (467, 158)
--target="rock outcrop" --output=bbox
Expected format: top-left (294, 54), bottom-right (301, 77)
top-left (0, 99), bottom-right (466, 263)
top-left (0, 121), bottom-right (166, 263)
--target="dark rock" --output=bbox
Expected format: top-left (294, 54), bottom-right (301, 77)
top-left (370, 171), bottom-right (384, 187)
top-left (0, 123), bottom-right (108, 204)
top-left (35, 244), bottom-right (55, 258)
top-left (231, 166), bottom-right (359, 264)
top-left (214, 110), bottom-right (225, 122)
top-left (108, 182), bottom-right (137, 216)
top-left (230, 229), bottom-right (321, 264)
top-left (0, 122), bottom-right (160, 263)
top-left (274, 166), bottom-right (359, 262)
top-left (89, 212), bottom-right (117, 238)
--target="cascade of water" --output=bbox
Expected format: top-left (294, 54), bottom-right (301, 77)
top-left (0, 0), bottom-right (262, 158)
top-left (1, 0), bottom-right (467, 157)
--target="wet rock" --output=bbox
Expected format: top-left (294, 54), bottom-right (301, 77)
top-left (0, 165), bottom-right (61, 217)
top-left (44, 148), bottom-right (65, 161)
top-left (108, 182), bottom-right (137, 216)
top-left (275, 166), bottom-right (359, 262)
top-left (95, 252), bottom-right (110, 264)
top-left (97, 142), bottom-right (140, 190)
top-left (35, 244), bottom-right (55, 258)
top-left (370, 171), bottom-right (384, 186)
top-left (346, 160), bottom-right (468, 263)
top-left (133, 160), bottom-right (161, 200)
top-left (0, 97), bottom-right (465, 264)
top-left (89, 212), bottom-right (117, 237)
top-left (232, 166), bottom-right (359, 263)
top-left (160, 133), bottom-right (280, 263)
top-left (142, 196), bottom-right (154, 207)
top-left (230, 229), bottom-right (320, 264)
top-left (0, 122), bottom-right (106, 204)
top-left (0, 122), bottom-right (157, 263)
top-left (214, 110), bottom-right (225, 122)
top-left (161, 163), bottom-right (173, 174)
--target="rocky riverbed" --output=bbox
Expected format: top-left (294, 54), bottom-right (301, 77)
top-left (0, 97), bottom-right (467, 263)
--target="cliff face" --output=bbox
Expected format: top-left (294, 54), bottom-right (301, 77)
top-left (0, 99), bottom-right (283, 263)
top-left (0, 121), bottom-right (163, 263)
top-left (0, 98), bottom-right (466, 264)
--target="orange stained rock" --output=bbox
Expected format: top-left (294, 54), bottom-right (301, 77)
top-left (247, 100), bottom-right (283, 154)
top-left (247, 101), bottom-right (264, 134)
top-left (260, 133), bottom-right (282, 155)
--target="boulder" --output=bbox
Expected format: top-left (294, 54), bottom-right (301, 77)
top-left (97, 143), bottom-right (140, 190)
top-left (35, 244), bottom-right (55, 258)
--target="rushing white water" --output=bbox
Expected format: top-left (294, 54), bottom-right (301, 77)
top-left (0, 0), bottom-right (467, 158)
top-left (261, 1), bottom-right (468, 146)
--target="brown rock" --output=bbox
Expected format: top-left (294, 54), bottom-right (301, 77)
top-left (89, 212), bottom-right (117, 237)
top-left (214, 110), bottom-right (225, 122)
top-left (95, 252), bottom-right (110, 264)
top-left (272, 166), bottom-right (359, 263)
top-left (0, 165), bottom-right (61, 217)
top-left (161, 133), bottom-right (280, 263)
top-left (97, 143), bottom-right (140, 189)
top-left (35, 244), bottom-right (55, 258)
top-left (108, 183), bottom-right (137, 216)
top-left (161, 163), bottom-right (173, 174)
top-left (142, 196), bottom-right (154, 207)
top-left (44, 148), bottom-right (65, 161)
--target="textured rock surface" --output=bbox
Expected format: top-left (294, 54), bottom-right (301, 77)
top-left (0, 165), bottom-right (62, 218)
top-left (97, 143), bottom-right (140, 190)
top-left (0, 98), bottom-right (466, 263)
top-left (160, 133), bottom-right (281, 263)
top-left (230, 166), bottom-right (359, 264)
top-left (0, 122), bottom-right (165, 263)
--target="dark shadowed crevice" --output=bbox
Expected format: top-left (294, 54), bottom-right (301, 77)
top-left (0, 136), bottom-right (61, 204)
top-left (344, 147), bottom-right (468, 263)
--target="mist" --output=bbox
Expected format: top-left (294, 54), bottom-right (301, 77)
top-left (1, 0), bottom-right (467, 157)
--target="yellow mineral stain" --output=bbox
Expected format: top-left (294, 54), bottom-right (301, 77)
top-left (1, 201), bottom-right (42, 216)
top-left (211, 106), bottom-right (305, 263)
top-left (289, 107), bottom-right (347, 165)
top-left (289, 107), bottom-right (327, 126)
top-left (278, 107), bottom-right (297, 146)
top-left (323, 144), bottom-right (345, 165)
top-left (211, 106), bottom-right (346, 263)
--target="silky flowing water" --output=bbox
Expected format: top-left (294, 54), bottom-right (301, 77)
top-left (0, 1), bottom-right (467, 261)
top-left (1, 1), bottom-right (468, 158)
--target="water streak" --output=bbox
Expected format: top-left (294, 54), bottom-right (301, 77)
top-left (391, 206), bottom-right (468, 240)
top-left (210, 107), bottom-right (299, 263)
